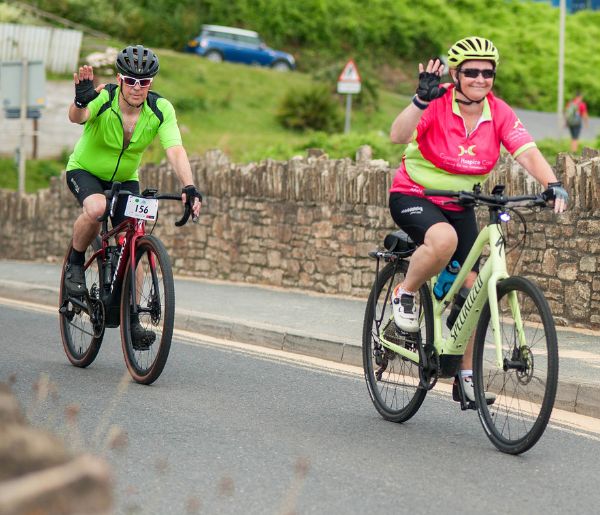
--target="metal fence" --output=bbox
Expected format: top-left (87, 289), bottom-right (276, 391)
top-left (0, 23), bottom-right (82, 73)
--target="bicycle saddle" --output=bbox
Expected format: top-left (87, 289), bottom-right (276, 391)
top-left (383, 230), bottom-right (416, 253)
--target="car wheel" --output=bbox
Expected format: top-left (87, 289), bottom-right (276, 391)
top-left (205, 50), bottom-right (223, 63)
top-left (271, 60), bottom-right (292, 72)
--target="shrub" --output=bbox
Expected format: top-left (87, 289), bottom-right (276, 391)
top-left (277, 85), bottom-right (343, 133)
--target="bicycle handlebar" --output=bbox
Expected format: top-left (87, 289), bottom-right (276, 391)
top-left (423, 186), bottom-right (549, 209)
top-left (155, 193), bottom-right (193, 226)
top-left (96, 182), bottom-right (197, 226)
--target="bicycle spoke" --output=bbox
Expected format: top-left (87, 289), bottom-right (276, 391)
top-left (60, 241), bottom-right (104, 367)
top-left (474, 276), bottom-right (558, 454)
top-left (363, 261), bottom-right (430, 423)
top-left (121, 236), bottom-right (174, 385)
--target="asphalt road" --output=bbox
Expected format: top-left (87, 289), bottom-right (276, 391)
top-left (2, 302), bottom-right (600, 515)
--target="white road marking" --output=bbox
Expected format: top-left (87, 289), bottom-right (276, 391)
top-left (2, 296), bottom-right (600, 437)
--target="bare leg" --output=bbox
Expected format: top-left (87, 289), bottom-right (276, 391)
top-left (72, 194), bottom-right (106, 252)
top-left (401, 222), bottom-right (458, 292)
top-left (570, 138), bottom-right (579, 153)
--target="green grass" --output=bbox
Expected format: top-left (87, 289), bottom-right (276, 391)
top-left (138, 49), bottom-right (408, 165)
top-left (0, 157), bottom-right (65, 192)
top-left (0, 44), bottom-right (595, 193)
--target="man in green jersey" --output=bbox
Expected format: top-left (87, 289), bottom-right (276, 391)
top-left (64, 45), bottom-right (201, 344)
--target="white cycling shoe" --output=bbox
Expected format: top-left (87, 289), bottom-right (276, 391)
top-left (462, 375), bottom-right (496, 404)
top-left (392, 287), bottom-right (419, 333)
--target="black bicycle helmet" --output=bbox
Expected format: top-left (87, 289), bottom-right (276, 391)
top-left (115, 45), bottom-right (159, 78)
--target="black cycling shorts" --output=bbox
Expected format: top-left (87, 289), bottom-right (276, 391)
top-left (389, 192), bottom-right (480, 272)
top-left (66, 169), bottom-right (140, 227)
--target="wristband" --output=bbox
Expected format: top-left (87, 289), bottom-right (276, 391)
top-left (182, 184), bottom-right (202, 203)
top-left (412, 95), bottom-right (429, 110)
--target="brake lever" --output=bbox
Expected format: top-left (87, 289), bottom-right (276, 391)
top-left (175, 203), bottom-right (191, 227)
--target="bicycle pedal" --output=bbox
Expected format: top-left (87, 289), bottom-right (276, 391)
top-left (452, 382), bottom-right (460, 402)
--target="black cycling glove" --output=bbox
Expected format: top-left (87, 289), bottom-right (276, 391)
top-left (182, 184), bottom-right (202, 204)
top-left (415, 72), bottom-right (447, 102)
top-left (74, 78), bottom-right (99, 108)
top-left (542, 181), bottom-right (568, 203)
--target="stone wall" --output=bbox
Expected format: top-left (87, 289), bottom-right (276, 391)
top-left (1, 148), bottom-right (600, 328)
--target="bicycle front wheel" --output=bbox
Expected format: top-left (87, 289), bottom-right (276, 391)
top-left (120, 235), bottom-right (175, 385)
top-left (362, 260), bottom-right (432, 423)
top-left (473, 276), bottom-right (558, 454)
top-left (59, 239), bottom-right (104, 367)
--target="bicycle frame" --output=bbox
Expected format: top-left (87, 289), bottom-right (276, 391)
top-left (83, 216), bottom-right (150, 326)
top-left (379, 216), bottom-right (523, 371)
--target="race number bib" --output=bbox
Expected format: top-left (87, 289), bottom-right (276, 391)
top-left (124, 195), bottom-right (159, 221)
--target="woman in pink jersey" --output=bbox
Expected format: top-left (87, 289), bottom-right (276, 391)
top-left (387, 36), bottom-right (568, 402)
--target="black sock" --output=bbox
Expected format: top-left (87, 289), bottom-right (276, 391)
top-left (69, 249), bottom-right (86, 266)
top-left (130, 313), bottom-right (140, 325)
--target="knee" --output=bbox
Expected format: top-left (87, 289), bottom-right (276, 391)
top-left (425, 223), bottom-right (458, 260)
top-left (82, 195), bottom-right (106, 223)
top-left (463, 270), bottom-right (477, 288)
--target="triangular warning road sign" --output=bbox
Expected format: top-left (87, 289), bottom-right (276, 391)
top-left (338, 60), bottom-right (361, 83)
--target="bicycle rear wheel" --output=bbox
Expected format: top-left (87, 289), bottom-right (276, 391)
top-left (473, 276), bottom-right (558, 454)
top-left (120, 235), bottom-right (175, 385)
top-left (362, 260), bottom-right (432, 423)
top-left (59, 239), bottom-right (104, 367)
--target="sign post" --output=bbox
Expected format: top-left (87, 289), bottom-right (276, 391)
top-left (336, 60), bottom-right (361, 134)
top-left (0, 60), bottom-right (46, 194)
top-left (18, 58), bottom-right (29, 194)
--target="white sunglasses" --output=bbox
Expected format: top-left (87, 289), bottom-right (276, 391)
top-left (119, 75), bottom-right (153, 88)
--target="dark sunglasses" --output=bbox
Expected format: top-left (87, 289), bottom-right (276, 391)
top-left (460, 68), bottom-right (496, 79)
top-left (120, 75), bottom-right (153, 88)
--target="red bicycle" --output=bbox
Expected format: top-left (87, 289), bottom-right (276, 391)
top-left (59, 182), bottom-right (195, 384)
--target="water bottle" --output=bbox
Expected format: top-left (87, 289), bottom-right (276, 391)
top-left (433, 260), bottom-right (460, 300)
top-left (104, 246), bottom-right (114, 288)
top-left (446, 287), bottom-right (470, 329)
top-left (104, 246), bottom-right (120, 288)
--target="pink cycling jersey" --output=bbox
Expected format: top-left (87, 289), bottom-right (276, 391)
top-left (390, 85), bottom-right (536, 211)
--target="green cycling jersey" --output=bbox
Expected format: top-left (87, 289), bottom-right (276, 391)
top-left (66, 85), bottom-right (182, 182)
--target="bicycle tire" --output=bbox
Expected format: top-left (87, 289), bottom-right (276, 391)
top-left (473, 276), bottom-right (558, 454)
top-left (59, 239), bottom-right (104, 367)
top-left (120, 235), bottom-right (175, 385)
top-left (362, 260), bottom-right (432, 423)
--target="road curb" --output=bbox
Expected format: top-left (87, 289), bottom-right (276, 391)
top-left (2, 281), bottom-right (599, 419)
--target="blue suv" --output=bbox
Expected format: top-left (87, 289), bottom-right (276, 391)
top-left (185, 25), bottom-right (295, 71)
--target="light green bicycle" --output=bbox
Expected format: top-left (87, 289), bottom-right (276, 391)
top-left (363, 184), bottom-right (559, 454)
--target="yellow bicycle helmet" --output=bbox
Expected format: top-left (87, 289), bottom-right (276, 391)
top-left (447, 37), bottom-right (499, 68)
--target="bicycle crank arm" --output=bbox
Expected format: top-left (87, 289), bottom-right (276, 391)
top-left (417, 343), bottom-right (438, 391)
top-left (452, 374), bottom-right (476, 411)
top-left (59, 296), bottom-right (89, 315)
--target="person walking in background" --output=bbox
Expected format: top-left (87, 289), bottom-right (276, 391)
top-left (565, 92), bottom-right (589, 153)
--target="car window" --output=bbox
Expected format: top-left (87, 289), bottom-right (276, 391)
top-left (235, 35), bottom-right (261, 46)
top-left (204, 30), bottom-right (235, 42)
top-left (201, 30), bottom-right (261, 46)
